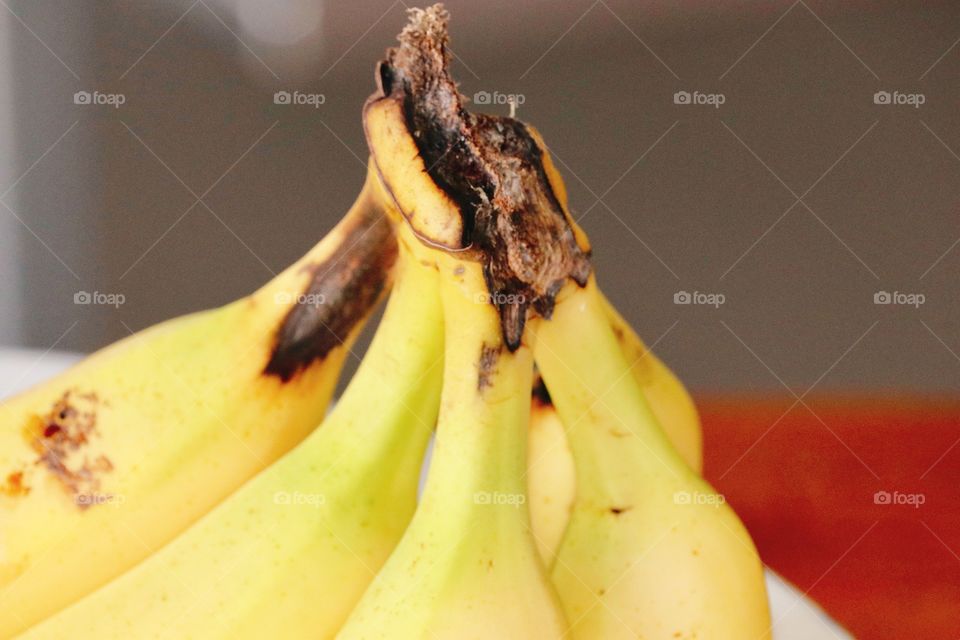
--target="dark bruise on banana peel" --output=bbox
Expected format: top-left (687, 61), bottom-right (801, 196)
top-left (364, 5), bottom-right (591, 351)
top-left (264, 196), bottom-right (397, 382)
top-left (531, 374), bottom-right (553, 409)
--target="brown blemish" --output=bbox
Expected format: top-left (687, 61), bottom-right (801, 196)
top-left (531, 374), bottom-right (552, 408)
top-left (609, 505), bottom-right (632, 516)
top-left (264, 200), bottom-right (397, 382)
top-left (611, 324), bottom-right (625, 343)
top-left (477, 342), bottom-right (500, 393)
top-left (366, 5), bottom-right (591, 350)
top-left (1, 470), bottom-right (29, 497)
top-left (27, 390), bottom-right (113, 508)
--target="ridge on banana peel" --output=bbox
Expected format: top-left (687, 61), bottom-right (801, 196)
top-left (337, 233), bottom-right (568, 639)
top-left (0, 170), bottom-right (395, 637)
top-left (18, 181), bottom-right (444, 640)
top-left (362, 5), bottom-right (769, 639)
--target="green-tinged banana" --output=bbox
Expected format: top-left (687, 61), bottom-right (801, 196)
top-left (0, 170), bottom-right (395, 637)
top-left (532, 277), bottom-right (770, 639)
top-left (337, 246), bottom-right (568, 640)
top-left (17, 188), bottom-right (443, 640)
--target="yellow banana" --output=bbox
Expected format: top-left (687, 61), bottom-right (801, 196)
top-left (337, 246), bottom-right (567, 639)
top-left (360, 6), bottom-right (769, 637)
top-left (526, 318), bottom-right (703, 567)
top-left (339, 11), bottom-right (568, 635)
top-left (531, 277), bottom-right (770, 639)
top-left (17, 188), bottom-right (444, 640)
top-left (0, 171), bottom-right (395, 636)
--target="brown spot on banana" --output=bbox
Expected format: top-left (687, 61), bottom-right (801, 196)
top-left (25, 390), bottom-right (114, 509)
top-left (264, 203), bottom-right (398, 382)
top-left (477, 343), bottom-right (501, 393)
top-left (531, 374), bottom-right (553, 408)
top-left (1, 470), bottom-right (29, 497)
top-left (363, 5), bottom-right (591, 351)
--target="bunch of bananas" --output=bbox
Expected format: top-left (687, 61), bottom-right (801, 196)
top-left (1, 5), bottom-right (770, 639)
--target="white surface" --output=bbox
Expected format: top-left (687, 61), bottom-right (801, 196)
top-left (0, 348), bottom-right (852, 639)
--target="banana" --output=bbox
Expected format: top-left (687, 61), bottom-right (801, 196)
top-left (336, 246), bottom-right (568, 639)
top-left (338, 12), bottom-right (569, 633)
top-left (531, 277), bottom-right (770, 639)
top-left (361, 6), bottom-right (768, 637)
top-left (17, 186), bottom-right (444, 640)
top-left (0, 170), bottom-right (395, 636)
top-left (526, 316), bottom-right (703, 567)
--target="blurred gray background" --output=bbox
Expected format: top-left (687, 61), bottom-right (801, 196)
top-left (0, 0), bottom-right (958, 392)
